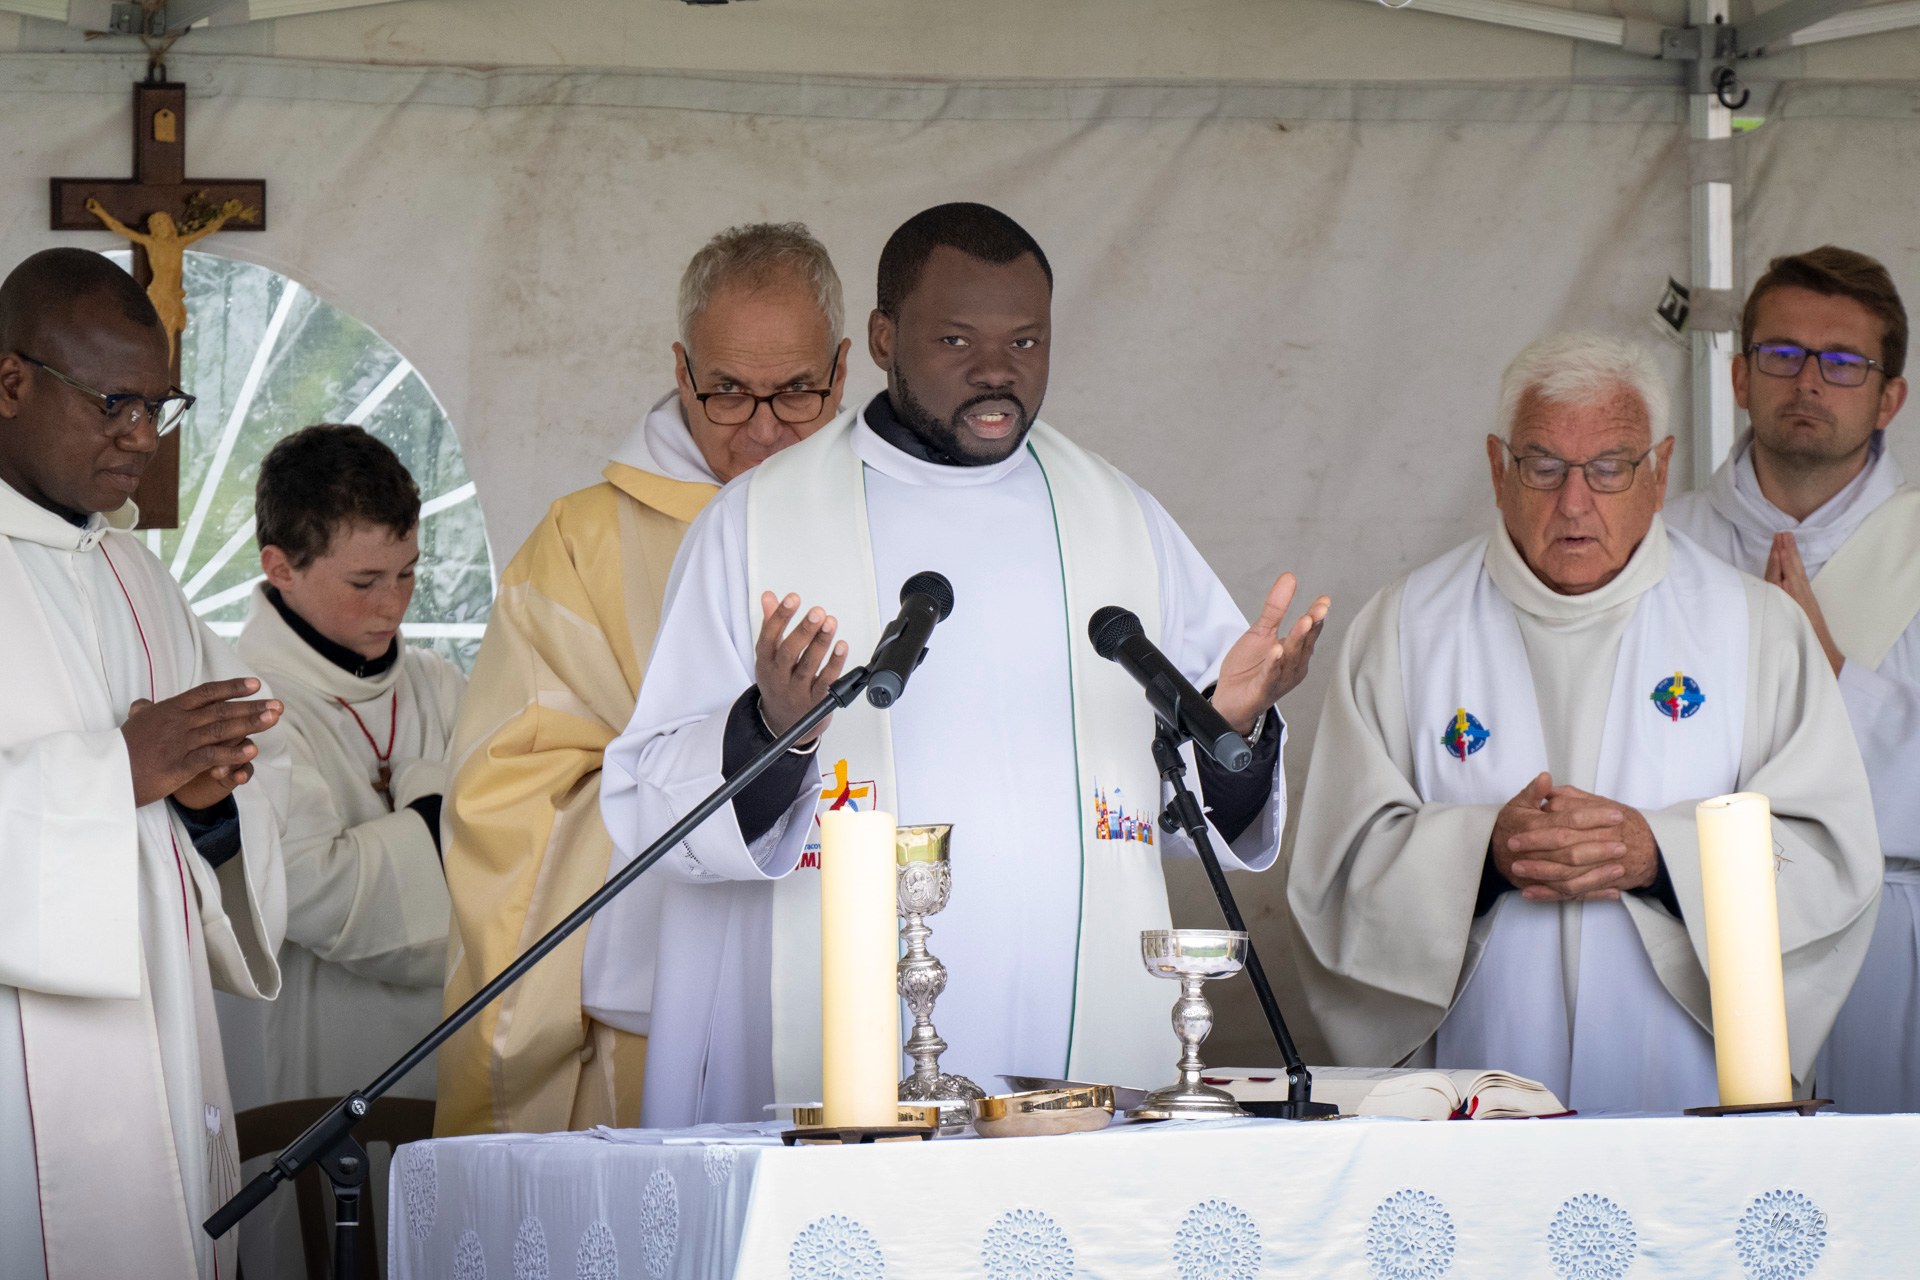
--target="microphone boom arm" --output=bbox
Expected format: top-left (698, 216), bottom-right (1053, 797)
top-left (206, 664), bottom-right (878, 1259)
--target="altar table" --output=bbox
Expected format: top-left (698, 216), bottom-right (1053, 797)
top-left (388, 1113), bottom-right (1920, 1278)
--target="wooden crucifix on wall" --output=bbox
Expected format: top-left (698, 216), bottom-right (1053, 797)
top-left (51, 80), bottom-right (267, 528)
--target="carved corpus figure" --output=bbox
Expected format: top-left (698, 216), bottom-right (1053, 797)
top-left (83, 194), bottom-right (256, 360)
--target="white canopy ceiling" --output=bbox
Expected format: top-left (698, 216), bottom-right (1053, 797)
top-left (2, 0), bottom-right (1917, 1060)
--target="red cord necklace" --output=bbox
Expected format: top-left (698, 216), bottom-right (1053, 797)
top-left (338, 689), bottom-right (399, 810)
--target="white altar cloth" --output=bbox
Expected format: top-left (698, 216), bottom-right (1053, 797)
top-left (388, 1114), bottom-right (1920, 1278)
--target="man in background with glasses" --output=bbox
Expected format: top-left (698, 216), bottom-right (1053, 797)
top-left (0, 247), bottom-right (289, 1280)
top-left (436, 223), bottom-right (848, 1137)
top-left (1289, 331), bottom-right (1879, 1115)
top-left (1670, 247), bottom-right (1918, 1112)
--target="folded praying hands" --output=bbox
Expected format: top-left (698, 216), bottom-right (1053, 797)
top-left (122, 677), bottom-right (283, 809)
top-left (1491, 771), bottom-right (1659, 902)
top-left (1766, 532), bottom-right (1845, 676)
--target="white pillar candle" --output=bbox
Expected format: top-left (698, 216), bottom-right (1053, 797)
top-left (819, 808), bottom-right (901, 1126)
top-left (1695, 792), bottom-right (1793, 1106)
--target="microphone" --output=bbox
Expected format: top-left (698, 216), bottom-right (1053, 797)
top-left (1088, 605), bottom-right (1252, 772)
top-left (865, 571), bottom-right (955, 708)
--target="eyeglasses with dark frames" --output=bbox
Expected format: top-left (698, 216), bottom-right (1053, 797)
top-left (1746, 343), bottom-right (1889, 389)
top-left (17, 353), bottom-right (195, 438)
top-left (681, 348), bottom-right (837, 427)
top-left (1497, 438), bottom-right (1660, 494)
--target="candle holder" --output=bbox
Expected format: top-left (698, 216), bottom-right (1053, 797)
top-left (1133, 929), bottom-right (1250, 1120)
top-left (895, 824), bottom-right (984, 1129)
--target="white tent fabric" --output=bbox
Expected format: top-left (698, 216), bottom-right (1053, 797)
top-left (0, 52), bottom-right (1904, 1060)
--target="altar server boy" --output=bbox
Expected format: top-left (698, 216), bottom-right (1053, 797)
top-left (219, 423), bottom-right (464, 1109)
top-left (217, 423), bottom-right (465, 1273)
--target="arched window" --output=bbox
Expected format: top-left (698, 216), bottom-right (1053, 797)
top-left (109, 250), bottom-right (493, 668)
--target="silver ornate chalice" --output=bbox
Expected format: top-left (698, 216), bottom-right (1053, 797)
top-left (1132, 929), bottom-right (1251, 1120)
top-left (895, 824), bottom-right (983, 1129)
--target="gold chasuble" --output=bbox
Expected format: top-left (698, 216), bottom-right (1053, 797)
top-left (436, 452), bottom-right (716, 1136)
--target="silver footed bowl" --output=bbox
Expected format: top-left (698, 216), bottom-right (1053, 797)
top-left (1140, 928), bottom-right (1248, 980)
top-left (1134, 928), bottom-right (1250, 1120)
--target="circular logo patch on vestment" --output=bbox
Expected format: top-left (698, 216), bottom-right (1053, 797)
top-left (1441, 708), bottom-right (1490, 760)
top-left (1650, 672), bottom-right (1705, 721)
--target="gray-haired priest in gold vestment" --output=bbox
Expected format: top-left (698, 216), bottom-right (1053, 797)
top-left (436, 223), bottom-right (851, 1135)
top-left (1287, 332), bottom-right (1882, 1113)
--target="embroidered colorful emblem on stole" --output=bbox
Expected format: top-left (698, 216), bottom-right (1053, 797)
top-left (1441, 707), bottom-right (1490, 759)
top-left (801, 758), bottom-right (876, 868)
top-left (1092, 779), bottom-right (1154, 846)
top-left (1650, 671), bottom-right (1705, 721)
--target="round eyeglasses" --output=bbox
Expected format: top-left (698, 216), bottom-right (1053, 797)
top-left (1498, 439), bottom-right (1659, 494)
top-left (682, 348), bottom-right (836, 427)
top-left (18, 353), bottom-right (194, 438)
top-left (1747, 343), bottom-right (1889, 389)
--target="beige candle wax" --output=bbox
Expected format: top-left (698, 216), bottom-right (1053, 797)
top-left (1695, 792), bottom-right (1793, 1106)
top-left (819, 808), bottom-right (902, 1126)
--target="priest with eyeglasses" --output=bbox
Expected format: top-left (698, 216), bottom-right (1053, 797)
top-left (439, 223), bottom-right (851, 1137)
top-left (1669, 247), bottom-right (1920, 1113)
top-left (0, 248), bottom-right (288, 1280)
top-left (1287, 331), bottom-right (1881, 1114)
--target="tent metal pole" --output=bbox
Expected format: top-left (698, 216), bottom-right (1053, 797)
top-left (1688, 0), bottom-right (1740, 486)
top-left (1737, 0), bottom-right (1872, 53)
top-left (1345, 0), bottom-right (1627, 46)
top-left (1778, 0), bottom-right (1920, 48)
top-left (1359, 0), bottom-right (1910, 481)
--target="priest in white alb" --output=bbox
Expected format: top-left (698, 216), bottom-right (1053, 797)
top-left (1668, 246), bottom-right (1920, 1112)
top-left (1287, 331), bottom-right (1881, 1114)
top-left (0, 248), bottom-right (288, 1279)
top-left (597, 203), bottom-right (1329, 1126)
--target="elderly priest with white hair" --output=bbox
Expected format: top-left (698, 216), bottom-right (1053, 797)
top-left (1287, 332), bottom-right (1882, 1114)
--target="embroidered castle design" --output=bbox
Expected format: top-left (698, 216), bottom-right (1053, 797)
top-left (1093, 781), bottom-right (1154, 846)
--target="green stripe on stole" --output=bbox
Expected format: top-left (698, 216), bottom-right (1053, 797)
top-left (745, 411), bottom-right (1174, 1102)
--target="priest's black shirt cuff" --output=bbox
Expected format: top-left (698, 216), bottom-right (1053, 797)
top-left (172, 795), bottom-right (241, 869)
top-left (1631, 850), bottom-right (1683, 918)
top-left (408, 794), bottom-right (445, 859)
top-left (723, 688), bottom-right (818, 846)
top-left (1194, 704), bottom-right (1283, 846)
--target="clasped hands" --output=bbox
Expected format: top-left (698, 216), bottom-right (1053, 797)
top-left (1765, 531), bottom-right (1845, 676)
top-left (751, 571), bottom-right (1331, 745)
top-left (121, 677), bottom-right (282, 810)
top-left (1491, 772), bottom-right (1659, 902)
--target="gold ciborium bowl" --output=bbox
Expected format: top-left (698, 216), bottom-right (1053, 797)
top-left (970, 1085), bottom-right (1116, 1138)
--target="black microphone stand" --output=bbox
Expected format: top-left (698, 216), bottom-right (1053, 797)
top-left (1152, 721), bottom-right (1336, 1120)
top-left (206, 665), bottom-right (877, 1276)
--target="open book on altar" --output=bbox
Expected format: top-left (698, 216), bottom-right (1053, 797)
top-left (1205, 1067), bottom-right (1571, 1120)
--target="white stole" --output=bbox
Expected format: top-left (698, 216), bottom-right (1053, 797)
top-left (746, 412), bottom-right (1171, 1100)
top-left (1813, 485), bottom-right (1920, 672)
top-left (0, 533), bottom-right (205, 1279)
top-left (1399, 531), bottom-right (1748, 1111)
